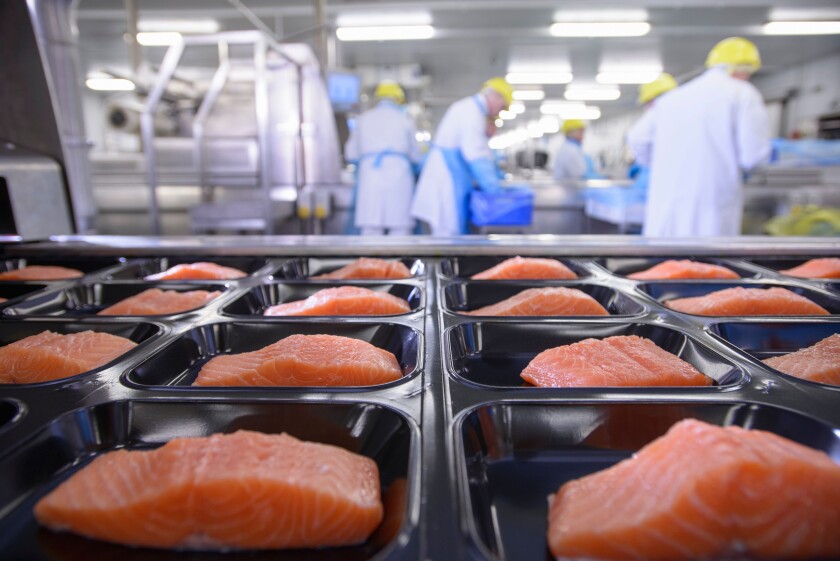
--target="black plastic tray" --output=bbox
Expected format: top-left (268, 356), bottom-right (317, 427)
top-left (3, 282), bottom-right (229, 317)
top-left (637, 281), bottom-right (840, 315)
top-left (455, 402), bottom-right (840, 561)
top-left (105, 257), bottom-right (274, 280)
top-left (0, 284), bottom-right (48, 306)
top-left (445, 321), bottom-right (743, 388)
top-left (222, 282), bottom-right (424, 318)
top-left (0, 257), bottom-right (126, 279)
top-left (441, 281), bottom-right (645, 317)
top-left (126, 321), bottom-right (422, 389)
top-left (0, 400), bottom-right (418, 561)
top-left (438, 256), bottom-right (589, 280)
top-left (274, 258), bottom-right (426, 280)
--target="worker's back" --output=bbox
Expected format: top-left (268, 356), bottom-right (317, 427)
top-left (351, 101), bottom-right (417, 161)
top-left (641, 67), bottom-right (769, 236)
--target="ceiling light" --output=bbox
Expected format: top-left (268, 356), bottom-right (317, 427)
top-left (499, 110), bottom-right (517, 120)
top-left (85, 77), bottom-right (136, 91)
top-left (336, 11), bottom-right (432, 27)
top-left (762, 21), bottom-right (840, 35)
top-left (550, 22), bottom-right (650, 37)
top-left (495, 118), bottom-right (504, 128)
top-left (564, 87), bottom-right (620, 101)
top-left (137, 19), bottom-right (219, 33)
top-left (554, 9), bottom-right (648, 23)
top-left (527, 122), bottom-right (544, 138)
top-left (561, 107), bottom-right (602, 120)
top-left (596, 70), bottom-right (662, 84)
top-left (509, 102), bottom-right (526, 114)
top-left (540, 101), bottom-right (585, 114)
top-left (539, 117), bottom-right (561, 134)
top-left (505, 71), bottom-right (573, 85)
top-left (136, 32), bottom-right (182, 46)
top-left (512, 90), bottom-right (545, 101)
top-left (336, 25), bottom-right (434, 41)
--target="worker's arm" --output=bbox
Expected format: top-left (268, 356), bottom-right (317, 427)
top-left (406, 116), bottom-right (423, 166)
top-left (461, 105), bottom-right (502, 193)
top-left (344, 125), bottom-right (360, 164)
top-left (736, 84), bottom-right (772, 171)
top-left (627, 109), bottom-right (655, 167)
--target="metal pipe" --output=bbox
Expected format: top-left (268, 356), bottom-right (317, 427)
top-left (253, 37), bottom-right (274, 234)
top-left (192, 55), bottom-right (230, 203)
top-left (313, 0), bottom-right (328, 72)
top-left (124, 0), bottom-right (141, 75)
top-left (226, 0), bottom-right (276, 39)
top-left (141, 38), bottom-right (185, 235)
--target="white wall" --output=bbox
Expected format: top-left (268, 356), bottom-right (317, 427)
top-left (752, 50), bottom-right (840, 137)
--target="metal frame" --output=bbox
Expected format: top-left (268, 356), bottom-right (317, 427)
top-left (141, 30), bottom-right (304, 235)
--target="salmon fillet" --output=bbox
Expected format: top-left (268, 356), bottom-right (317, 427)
top-left (762, 334), bottom-right (840, 386)
top-left (627, 259), bottom-right (739, 280)
top-left (312, 258), bottom-right (411, 280)
top-left (34, 430), bottom-right (383, 550)
top-left (97, 288), bottom-right (220, 316)
top-left (0, 297), bottom-right (6, 303)
top-left (372, 478), bottom-right (408, 547)
top-left (462, 287), bottom-right (608, 316)
top-left (520, 335), bottom-right (711, 387)
top-left (666, 287), bottom-right (829, 316)
top-left (144, 262), bottom-right (247, 281)
top-left (0, 330), bottom-right (136, 384)
top-left (470, 257), bottom-right (577, 280)
top-left (194, 334), bottom-right (402, 387)
top-left (779, 258), bottom-right (840, 279)
top-left (548, 419), bottom-right (840, 560)
top-left (0, 265), bottom-right (83, 281)
top-left (264, 286), bottom-right (410, 316)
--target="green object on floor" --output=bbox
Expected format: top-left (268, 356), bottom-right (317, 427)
top-left (765, 205), bottom-right (840, 236)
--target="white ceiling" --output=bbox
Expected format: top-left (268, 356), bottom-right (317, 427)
top-left (77, 0), bottom-right (840, 124)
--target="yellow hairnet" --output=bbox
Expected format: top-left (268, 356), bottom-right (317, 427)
top-left (638, 73), bottom-right (678, 105)
top-left (562, 119), bottom-right (586, 135)
top-left (374, 80), bottom-right (406, 104)
top-left (706, 37), bottom-right (761, 72)
top-left (482, 77), bottom-right (514, 107)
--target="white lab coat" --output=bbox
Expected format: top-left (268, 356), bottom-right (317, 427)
top-left (411, 95), bottom-right (493, 236)
top-left (628, 67), bottom-right (770, 237)
top-left (552, 139), bottom-right (587, 181)
top-left (345, 100), bottom-right (421, 229)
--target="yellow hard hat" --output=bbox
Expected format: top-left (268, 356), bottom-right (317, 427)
top-left (706, 37), bottom-right (761, 72)
top-left (638, 72), bottom-right (678, 105)
top-left (562, 119), bottom-right (586, 135)
top-left (482, 77), bottom-right (514, 107)
top-left (374, 80), bottom-right (406, 104)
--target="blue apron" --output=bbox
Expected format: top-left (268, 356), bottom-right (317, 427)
top-left (345, 149), bottom-right (414, 235)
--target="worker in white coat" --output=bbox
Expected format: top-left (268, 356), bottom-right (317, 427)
top-left (410, 77), bottom-right (513, 235)
top-left (552, 119), bottom-right (588, 181)
top-left (627, 37), bottom-right (771, 237)
top-left (345, 81), bottom-right (421, 236)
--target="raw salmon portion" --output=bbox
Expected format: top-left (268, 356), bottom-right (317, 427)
top-left (520, 335), bottom-right (711, 388)
top-left (0, 330), bottom-right (136, 384)
top-left (34, 430), bottom-right (383, 550)
top-left (666, 287), bottom-right (829, 316)
top-left (462, 287), bottom-right (608, 316)
top-left (763, 334), bottom-right (840, 386)
top-left (548, 419), bottom-right (840, 560)
top-left (779, 258), bottom-right (840, 279)
top-left (194, 334), bottom-right (402, 387)
top-left (312, 258), bottom-right (411, 280)
top-left (627, 259), bottom-right (739, 280)
top-left (144, 262), bottom-right (247, 281)
top-left (264, 286), bottom-right (410, 316)
top-left (0, 265), bottom-right (83, 281)
top-left (0, 297), bottom-right (6, 303)
top-left (97, 288), bottom-right (220, 316)
top-left (470, 256), bottom-right (577, 280)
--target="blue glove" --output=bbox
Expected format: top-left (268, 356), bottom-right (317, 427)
top-left (468, 157), bottom-right (503, 194)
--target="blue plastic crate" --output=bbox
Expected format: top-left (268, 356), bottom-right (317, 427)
top-left (470, 186), bottom-right (534, 227)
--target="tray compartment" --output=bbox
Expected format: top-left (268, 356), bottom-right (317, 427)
top-left (127, 321), bottom-right (421, 388)
top-left (3, 282), bottom-right (228, 317)
top-left (439, 256), bottom-right (589, 280)
top-left (0, 284), bottom-right (48, 306)
top-left (0, 320), bottom-right (159, 386)
top-left (746, 257), bottom-right (839, 279)
top-left (445, 321), bottom-right (743, 388)
top-left (274, 257), bottom-right (425, 280)
top-left (441, 281), bottom-right (644, 317)
top-left (0, 257), bottom-right (125, 280)
top-left (223, 282), bottom-right (423, 317)
top-left (0, 400), bottom-right (416, 561)
top-left (455, 401), bottom-right (840, 561)
top-left (0, 400), bottom-right (21, 432)
top-left (598, 257), bottom-right (758, 279)
top-left (637, 281), bottom-right (840, 315)
top-left (105, 257), bottom-right (272, 280)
